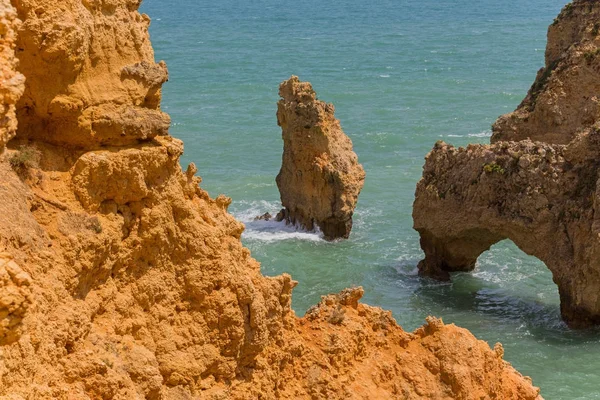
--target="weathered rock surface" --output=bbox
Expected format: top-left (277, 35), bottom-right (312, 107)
top-left (0, 0), bottom-right (541, 398)
top-left (276, 76), bottom-right (365, 240)
top-left (492, 0), bottom-right (600, 144)
top-left (414, 134), bottom-right (600, 328)
top-left (12, 0), bottom-right (170, 148)
top-left (414, 0), bottom-right (600, 328)
top-left (0, 0), bottom-right (24, 151)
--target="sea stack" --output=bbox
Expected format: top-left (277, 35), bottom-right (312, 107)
top-left (275, 76), bottom-right (365, 240)
top-left (413, 0), bottom-right (600, 328)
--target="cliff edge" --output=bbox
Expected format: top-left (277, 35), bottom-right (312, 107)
top-left (0, 0), bottom-right (540, 398)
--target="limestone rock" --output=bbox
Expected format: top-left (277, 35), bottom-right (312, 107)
top-left (276, 76), bottom-right (365, 240)
top-left (0, 0), bottom-right (24, 151)
top-left (492, 0), bottom-right (600, 144)
top-left (413, 136), bottom-right (600, 328)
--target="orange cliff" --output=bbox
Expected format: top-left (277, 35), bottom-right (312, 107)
top-left (0, 0), bottom-right (541, 398)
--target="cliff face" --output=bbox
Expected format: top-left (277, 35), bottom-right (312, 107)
top-left (492, 0), bottom-right (600, 144)
top-left (13, 0), bottom-right (170, 148)
top-left (276, 76), bottom-right (365, 240)
top-left (0, 0), bottom-right (24, 150)
top-left (0, 0), bottom-right (541, 398)
top-left (414, 0), bottom-right (600, 328)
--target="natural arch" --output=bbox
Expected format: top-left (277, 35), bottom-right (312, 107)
top-left (413, 135), bottom-right (600, 328)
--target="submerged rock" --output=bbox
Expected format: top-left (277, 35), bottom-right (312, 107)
top-left (275, 76), bottom-right (365, 240)
top-left (414, 0), bottom-right (600, 328)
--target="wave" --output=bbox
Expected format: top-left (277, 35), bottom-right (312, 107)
top-left (468, 130), bottom-right (492, 137)
top-left (243, 219), bottom-right (324, 243)
top-left (232, 200), bottom-right (324, 243)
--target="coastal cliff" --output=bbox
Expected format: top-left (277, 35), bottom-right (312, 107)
top-left (492, 0), bottom-right (600, 144)
top-left (276, 76), bottom-right (365, 240)
top-left (414, 0), bottom-right (600, 328)
top-left (0, 0), bottom-right (540, 398)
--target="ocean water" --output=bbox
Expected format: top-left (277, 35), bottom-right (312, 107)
top-left (140, 1), bottom-right (600, 398)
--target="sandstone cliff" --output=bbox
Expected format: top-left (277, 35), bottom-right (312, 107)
top-left (275, 76), bottom-right (365, 240)
top-left (414, 0), bottom-right (600, 328)
top-left (0, 0), bottom-right (541, 398)
top-left (492, 0), bottom-right (600, 144)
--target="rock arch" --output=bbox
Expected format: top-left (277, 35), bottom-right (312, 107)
top-left (413, 135), bottom-right (600, 328)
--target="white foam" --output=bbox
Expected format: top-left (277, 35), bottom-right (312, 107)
top-left (379, 74), bottom-right (390, 78)
top-left (468, 130), bottom-right (492, 138)
top-left (232, 200), bottom-right (324, 243)
top-left (243, 219), bottom-right (324, 243)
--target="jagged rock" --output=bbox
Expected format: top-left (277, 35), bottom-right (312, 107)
top-left (0, 253), bottom-right (32, 345)
top-left (492, 0), bottom-right (600, 144)
top-left (413, 0), bottom-right (600, 329)
top-left (0, 0), bottom-right (24, 151)
top-left (275, 76), bottom-right (365, 240)
top-left (254, 212), bottom-right (272, 221)
top-left (413, 134), bottom-right (600, 328)
top-left (11, 0), bottom-right (170, 148)
top-left (0, 0), bottom-right (541, 398)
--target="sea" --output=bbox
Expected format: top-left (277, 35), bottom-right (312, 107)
top-left (140, 1), bottom-right (598, 398)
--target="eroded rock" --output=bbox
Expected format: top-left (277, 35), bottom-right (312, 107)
top-left (275, 76), bottom-right (365, 240)
top-left (0, 0), bottom-right (542, 398)
top-left (0, 253), bottom-right (32, 345)
top-left (492, 0), bottom-right (600, 144)
top-left (413, 135), bottom-right (600, 327)
top-left (413, 0), bottom-right (600, 329)
top-left (11, 0), bottom-right (170, 148)
top-left (0, 0), bottom-right (24, 151)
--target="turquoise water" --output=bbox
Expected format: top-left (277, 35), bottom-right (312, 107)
top-left (141, 1), bottom-right (600, 398)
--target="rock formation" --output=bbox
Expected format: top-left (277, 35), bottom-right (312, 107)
top-left (0, 0), bottom-right (541, 398)
top-left (0, 1), bottom-right (24, 150)
top-left (275, 76), bottom-right (365, 240)
top-left (492, 0), bottom-right (600, 144)
top-left (13, 0), bottom-right (170, 149)
top-left (414, 0), bottom-right (600, 328)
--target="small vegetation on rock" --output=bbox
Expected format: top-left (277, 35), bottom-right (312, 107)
top-left (9, 145), bottom-right (41, 173)
top-left (584, 48), bottom-right (600, 64)
top-left (483, 162), bottom-right (505, 175)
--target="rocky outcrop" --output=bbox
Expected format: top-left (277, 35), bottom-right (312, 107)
top-left (413, 133), bottom-right (600, 328)
top-left (414, 0), bottom-right (600, 328)
top-left (12, 0), bottom-right (170, 148)
top-left (0, 0), bottom-right (24, 150)
top-left (0, 0), bottom-right (541, 398)
top-left (275, 76), bottom-right (365, 240)
top-left (492, 0), bottom-right (600, 144)
top-left (0, 253), bottom-right (32, 345)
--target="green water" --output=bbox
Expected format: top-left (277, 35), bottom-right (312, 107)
top-left (141, 1), bottom-right (600, 397)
